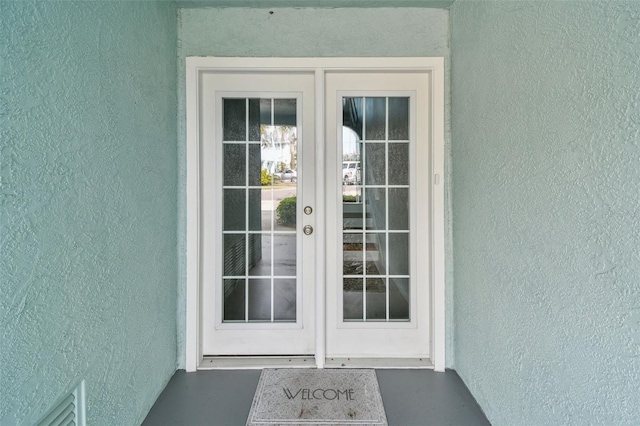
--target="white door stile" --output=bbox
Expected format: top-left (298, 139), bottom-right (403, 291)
top-left (430, 61), bottom-right (446, 372)
top-left (185, 58), bottom-right (445, 372)
top-left (314, 68), bottom-right (326, 369)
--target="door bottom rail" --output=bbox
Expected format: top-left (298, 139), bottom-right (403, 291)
top-left (199, 356), bottom-right (316, 369)
top-left (198, 356), bottom-right (434, 370)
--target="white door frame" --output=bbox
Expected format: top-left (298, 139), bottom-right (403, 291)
top-left (185, 57), bottom-right (445, 372)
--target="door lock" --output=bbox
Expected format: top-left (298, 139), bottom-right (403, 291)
top-left (304, 206), bottom-right (313, 215)
top-left (303, 225), bottom-right (313, 235)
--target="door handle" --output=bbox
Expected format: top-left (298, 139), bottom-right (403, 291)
top-left (303, 225), bottom-right (313, 235)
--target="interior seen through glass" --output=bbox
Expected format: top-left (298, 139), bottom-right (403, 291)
top-left (342, 96), bottom-right (411, 322)
top-left (222, 98), bottom-right (298, 323)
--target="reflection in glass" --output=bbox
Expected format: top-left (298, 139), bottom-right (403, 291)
top-left (248, 189), bottom-right (263, 231)
top-left (274, 279), bottom-right (296, 321)
top-left (223, 99), bottom-right (246, 141)
top-left (388, 143), bottom-right (409, 185)
top-left (248, 279), bottom-right (271, 321)
top-left (223, 279), bottom-right (245, 321)
top-left (275, 99), bottom-right (297, 126)
top-left (342, 185), bottom-right (362, 230)
top-left (366, 233), bottom-right (386, 275)
top-left (248, 144), bottom-right (262, 186)
top-left (365, 188), bottom-right (386, 230)
top-left (388, 188), bottom-right (409, 230)
top-left (343, 97), bottom-right (363, 140)
top-left (224, 189), bottom-right (245, 231)
top-left (365, 97), bottom-right (386, 140)
top-left (388, 97), bottom-right (409, 140)
top-left (263, 197), bottom-right (273, 233)
top-left (389, 278), bottom-right (409, 320)
top-left (274, 235), bottom-right (296, 276)
top-left (343, 233), bottom-right (363, 275)
top-left (364, 143), bottom-right (385, 186)
top-left (366, 278), bottom-right (386, 321)
top-left (248, 99), bottom-right (261, 141)
top-left (248, 234), bottom-right (271, 276)
top-left (274, 193), bottom-right (297, 231)
top-left (388, 233), bottom-right (409, 275)
top-left (341, 95), bottom-right (412, 323)
top-left (343, 278), bottom-right (363, 320)
top-left (223, 234), bottom-right (245, 276)
top-left (224, 144), bottom-right (245, 186)
top-left (222, 97), bottom-right (298, 323)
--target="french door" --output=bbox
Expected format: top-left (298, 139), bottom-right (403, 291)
top-left (200, 72), bottom-right (317, 355)
top-left (324, 72), bottom-right (431, 360)
top-left (187, 58), bottom-right (445, 370)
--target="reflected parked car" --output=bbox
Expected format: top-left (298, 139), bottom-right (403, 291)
top-left (274, 169), bottom-right (297, 182)
top-left (342, 161), bottom-right (361, 185)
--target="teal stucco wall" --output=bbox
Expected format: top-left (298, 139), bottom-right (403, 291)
top-left (451, 1), bottom-right (640, 424)
top-left (176, 6), bottom-right (453, 368)
top-left (1, 1), bottom-right (178, 424)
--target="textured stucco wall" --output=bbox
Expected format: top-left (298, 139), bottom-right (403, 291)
top-left (176, 6), bottom-right (453, 368)
top-left (1, 1), bottom-right (178, 424)
top-left (451, 1), bottom-right (640, 424)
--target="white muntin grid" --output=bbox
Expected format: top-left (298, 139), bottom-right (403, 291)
top-left (221, 97), bottom-right (298, 323)
top-left (342, 96), bottom-right (411, 322)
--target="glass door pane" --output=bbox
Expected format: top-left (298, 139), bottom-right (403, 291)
top-left (222, 97), bottom-right (298, 323)
top-left (341, 96), bottom-right (410, 322)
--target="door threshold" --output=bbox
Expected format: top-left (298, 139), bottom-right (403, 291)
top-left (199, 356), bottom-right (316, 370)
top-left (324, 357), bottom-right (434, 369)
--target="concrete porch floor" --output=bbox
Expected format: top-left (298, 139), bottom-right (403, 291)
top-left (143, 369), bottom-right (490, 426)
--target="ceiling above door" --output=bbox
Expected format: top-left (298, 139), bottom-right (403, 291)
top-left (177, 1), bottom-right (455, 9)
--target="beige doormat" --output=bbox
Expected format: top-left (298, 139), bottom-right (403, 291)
top-left (246, 369), bottom-right (388, 426)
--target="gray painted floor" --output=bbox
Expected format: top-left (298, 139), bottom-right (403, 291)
top-left (143, 369), bottom-right (490, 426)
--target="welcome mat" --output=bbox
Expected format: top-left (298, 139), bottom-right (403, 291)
top-left (246, 369), bottom-right (388, 426)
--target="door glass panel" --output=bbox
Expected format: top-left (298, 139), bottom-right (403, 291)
top-left (273, 234), bottom-right (296, 276)
top-left (248, 189), bottom-right (264, 231)
top-left (364, 188), bottom-right (386, 230)
top-left (388, 143), bottom-right (409, 185)
top-left (223, 144), bottom-right (246, 186)
top-left (248, 144), bottom-right (262, 186)
top-left (248, 234), bottom-right (271, 276)
top-left (248, 98), bottom-right (262, 141)
top-left (342, 96), bottom-right (411, 322)
top-left (365, 97), bottom-right (386, 140)
top-left (388, 233), bottom-right (409, 275)
top-left (366, 278), bottom-right (386, 321)
top-left (343, 233), bottom-right (363, 275)
top-left (343, 278), bottom-right (363, 320)
top-left (388, 188), bottom-right (409, 230)
top-left (364, 143), bottom-right (385, 186)
top-left (366, 233), bottom-right (385, 275)
top-left (222, 97), bottom-right (298, 323)
top-left (343, 97), bottom-right (363, 140)
top-left (274, 279), bottom-right (296, 321)
top-left (223, 234), bottom-right (245, 275)
top-left (388, 278), bottom-right (409, 320)
top-left (388, 97), bottom-right (409, 140)
top-left (248, 279), bottom-right (271, 321)
top-left (223, 279), bottom-right (245, 321)
top-left (223, 99), bottom-right (246, 141)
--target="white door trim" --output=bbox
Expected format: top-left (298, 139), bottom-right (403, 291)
top-left (185, 57), bottom-right (445, 372)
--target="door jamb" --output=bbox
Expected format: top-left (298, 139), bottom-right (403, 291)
top-left (185, 57), bottom-right (445, 372)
